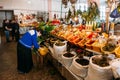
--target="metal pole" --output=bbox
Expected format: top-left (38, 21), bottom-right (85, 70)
top-left (60, 2), bottom-right (62, 18)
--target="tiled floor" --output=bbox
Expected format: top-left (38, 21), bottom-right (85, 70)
top-left (0, 35), bottom-right (64, 80)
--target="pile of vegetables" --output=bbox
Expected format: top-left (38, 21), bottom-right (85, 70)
top-left (92, 54), bottom-right (110, 67)
top-left (38, 21), bottom-right (56, 33)
top-left (102, 43), bottom-right (116, 52)
top-left (38, 21), bottom-right (56, 38)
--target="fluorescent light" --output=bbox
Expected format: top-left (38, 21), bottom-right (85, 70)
top-left (27, 0), bottom-right (31, 4)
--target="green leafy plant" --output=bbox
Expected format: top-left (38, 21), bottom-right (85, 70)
top-left (38, 21), bottom-right (46, 30)
top-left (77, 2), bottom-right (100, 21)
top-left (66, 8), bottom-right (72, 22)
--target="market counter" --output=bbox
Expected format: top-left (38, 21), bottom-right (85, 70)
top-left (33, 50), bottom-right (83, 80)
top-left (46, 52), bottom-right (83, 80)
top-left (33, 45), bottom-right (119, 80)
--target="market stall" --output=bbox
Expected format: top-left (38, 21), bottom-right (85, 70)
top-left (31, 0), bottom-right (120, 80)
top-left (32, 22), bottom-right (118, 80)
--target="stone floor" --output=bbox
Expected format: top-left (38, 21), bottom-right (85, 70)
top-left (0, 34), bottom-right (65, 80)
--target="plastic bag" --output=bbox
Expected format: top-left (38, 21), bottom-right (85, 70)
top-left (110, 58), bottom-right (120, 79)
top-left (69, 57), bottom-right (89, 78)
top-left (110, 8), bottom-right (120, 18)
top-left (38, 46), bottom-right (48, 56)
top-left (85, 55), bottom-right (113, 80)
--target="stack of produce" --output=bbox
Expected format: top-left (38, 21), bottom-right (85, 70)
top-left (115, 46), bottom-right (120, 58)
top-left (101, 43), bottom-right (116, 54)
top-left (50, 24), bottom-right (120, 54)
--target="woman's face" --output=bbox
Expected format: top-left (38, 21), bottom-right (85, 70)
top-left (37, 31), bottom-right (41, 37)
top-left (5, 20), bottom-right (9, 23)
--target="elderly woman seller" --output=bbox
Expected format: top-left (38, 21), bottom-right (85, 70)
top-left (17, 27), bottom-right (41, 74)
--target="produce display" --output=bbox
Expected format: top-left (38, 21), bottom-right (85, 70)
top-left (34, 16), bottom-right (120, 80)
top-left (38, 23), bottom-right (120, 80)
top-left (50, 24), bottom-right (120, 58)
top-left (85, 39), bottom-right (96, 49)
top-left (92, 41), bottom-right (103, 52)
top-left (55, 41), bottom-right (65, 46)
top-left (102, 43), bottom-right (116, 52)
top-left (115, 46), bottom-right (120, 58)
top-left (49, 38), bottom-right (58, 46)
top-left (75, 58), bottom-right (89, 66)
top-left (51, 25), bottom-right (100, 50)
top-left (92, 55), bottom-right (110, 67)
top-left (63, 52), bottom-right (75, 57)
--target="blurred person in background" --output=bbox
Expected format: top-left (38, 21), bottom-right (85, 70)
top-left (10, 19), bottom-right (16, 41)
top-left (11, 19), bottom-right (20, 42)
top-left (3, 19), bottom-right (12, 42)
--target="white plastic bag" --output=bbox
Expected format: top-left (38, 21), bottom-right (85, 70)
top-left (53, 41), bottom-right (67, 60)
top-left (62, 51), bottom-right (76, 68)
top-left (110, 58), bottom-right (120, 79)
top-left (85, 55), bottom-right (113, 80)
top-left (69, 57), bottom-right (89, 78)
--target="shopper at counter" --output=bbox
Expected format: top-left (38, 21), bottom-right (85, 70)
top-left (10, 19), bottom-right (20, 42)
top-left (17, 27), bottom-right (41, 73)
top-left (3, 19), bottom-right (12, 42)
